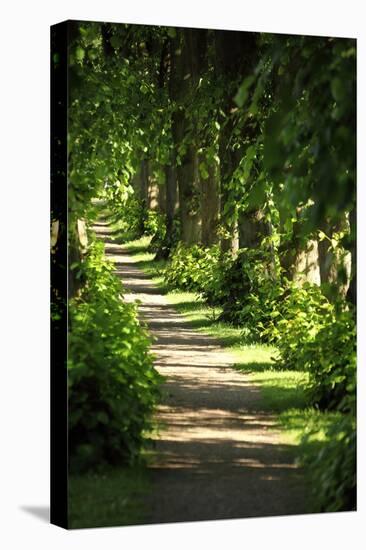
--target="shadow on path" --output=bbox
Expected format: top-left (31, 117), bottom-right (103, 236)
top-left (97, 227), bottom-right (308, 524)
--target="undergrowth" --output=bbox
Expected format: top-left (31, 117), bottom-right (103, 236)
top-left (68, 239), bottom-right (162, 474)
top-left (121, 234), bottom-right (356, 513)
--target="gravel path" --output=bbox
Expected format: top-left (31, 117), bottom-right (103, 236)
top-left (96, 223), bottom-right (308, 524)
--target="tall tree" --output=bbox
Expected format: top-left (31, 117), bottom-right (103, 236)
top-left (170, 28), bottom-right (208, 244)
top-left (214, 30), bottom-right (258, 253)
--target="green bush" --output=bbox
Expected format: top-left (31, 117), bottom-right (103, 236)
top-left (148, 215), bottom-right (182, 259)
top-left (301, 413), bottom-right (356, 512)
top-left (161, 238), bottom-right (356, 513)
top-left (145, 209), bottom-right (170, 255)
top-left (208, 248), bottom-right (282, 337)
top-left (144, 209), bottom-right (165, 238)
top-left (109, 196), bottom-right (146, 239)
top-left (68, 241), bottom-right (162, 473)
top-left (270, 282), bottom-right (333, 366)
top-left (164, 243), bottom-right (220, 293)
top-left (164, 240), bottom-right (356, 415)
top-left (301, 309), bottom-right (356, 412)
top-left (272, 282), bottom-right (356, 411)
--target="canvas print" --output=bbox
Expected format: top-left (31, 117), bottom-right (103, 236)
top-left (50, 20), bottom-right (356, 529)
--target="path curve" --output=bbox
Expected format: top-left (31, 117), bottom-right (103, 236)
top-left (96, 223), bottom-right (307, 523)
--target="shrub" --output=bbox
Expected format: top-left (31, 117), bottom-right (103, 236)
top-left (149, 215), bottom-right (181, 259)
top-left (109, 196), bottom-right (146, 239)
top-left (301, 413), bottom-right (356, 512)
top-left (68, 241), bottom-right (162, 473)
top-left (110, 195), bottom-right (169, 252)
top-left (145, 210), bottom-right (170, 255)
top-left (164, 243), bottom-right (220, 293)
top-left (301, 308), bottom-right (356, 412)
top-left (211, 248), bottom-right (282, 336)
top-left (271, 282), bottom-right (334, 367)
top-left (164, 240), bottom-right (356, 415)
top-left (272, 282), bottom-right (356, 412)
top-left (144, 209), bottom-right (165, 238)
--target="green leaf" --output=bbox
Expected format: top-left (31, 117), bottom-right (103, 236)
top-left (330, 77), bottom-right (344, 102)
top-left (199, 161), bottom-right (209, 180)
top-left (167, 28), bottom-right (176, 38)
top-left (75, 46), bottom-right (85, 62)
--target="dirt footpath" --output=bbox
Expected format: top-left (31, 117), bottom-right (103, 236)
top-left (96, 223), bottom-right (308, 524)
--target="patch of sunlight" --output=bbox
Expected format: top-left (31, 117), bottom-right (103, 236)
top-left (165, 291), bottom-right (198, 305)
top-left (164, 290), bottom-right (264, 350)
top-left (232, 345), bottom-right (278, 367)
top-left (119, 236), bottom-right (334, 454)
top-left (278, 407), bottom-right (343, 446)
top-left (120, 236), bottom-right (152, 257)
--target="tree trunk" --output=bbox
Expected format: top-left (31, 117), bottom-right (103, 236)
top-left (165, 161), bottom-right (178, 238)
top-left (238, 209), bottom-right (268, 249)
top-left (156, 174), bottom-right (166, 214)
top-left (147, 164), bottom-right (160, 211)
top-left (238, 208), bottom-right (278, 277)
top-left (132, 159), bottom-right (149, 234)
top-left (217, 113), bottom-right (240, 254)
top-left (318, 214), bottom-right (352, 300)
top-left (140, 159), bottom-right (149, 208)
top-left (280, 210), bottom-right (321, 285)
top-left (214, 30), bottom-right (258, 254)
top-left (292, 239), bottom-right (321, 286)
top-left (200, 158), bottom-right (220, 246)
top-left (169, 29), bottom-right (208, 246)
top-left (176, 148), bottom-right (201, 244)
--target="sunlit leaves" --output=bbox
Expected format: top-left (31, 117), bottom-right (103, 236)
top-left (68, 21), bottom-right (174, 223)
top-left (68, 244), bottom-right (162, 472)
top-left (199, 161), bottom-right (209, 180)
top-left (75, 46), bottom-right (85, 62)
top-left (233, 34), bottom-right (356, 245)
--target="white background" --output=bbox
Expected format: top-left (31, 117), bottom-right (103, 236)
top-left (0, 1), bottom-right (364, 548)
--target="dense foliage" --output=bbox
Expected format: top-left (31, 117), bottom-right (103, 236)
top-left (162, 241), bottom-right (356, 512)
top-left (302, 413), bottom-right (356, 512)
top-left (68, 241), bottom-right (161, 473)
top-left (164, 243), bottom-right (220, 293)
top-left (63, 20), bottom-right (356, 513)
top-left (163, 242), bottom-right (356, 407)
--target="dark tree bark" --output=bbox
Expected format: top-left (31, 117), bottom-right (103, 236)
top-left (156, 174), bottom-right (166, 214)
top-left (200, 159), bottom-right (220, 246)
top-left (130, 159), bottom-right (149, 235)
top-left (165, 161), bottom-right (178, 236)
top-left (238, 208), bottom-right (278, 278)
top-left (153, 159), bottom-right (178, 260)
top-left (318, 214), bottom-right (352, 300)
top-left (169, 28), bottom-right (208, 245)
top-left (214, 30), bottom-right (258, 254)
top-left (238, 208), bottom-right (268, 249)
top-left (280, 208), bottom-right (321, 285)
top-left (197, 32), bottom-right (220, 248)
top-left (101, 23), bottom-right (115, 57)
